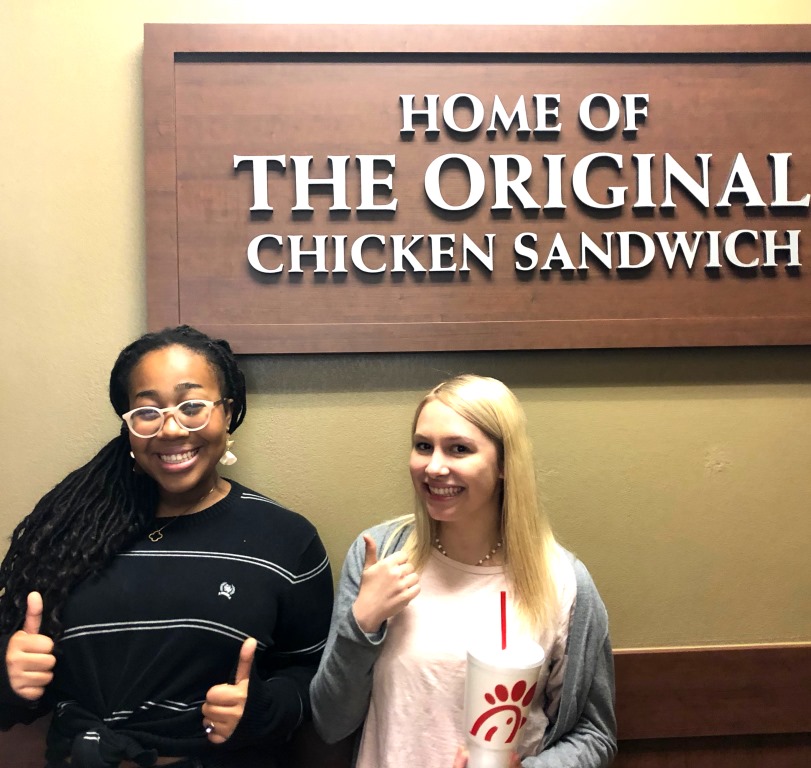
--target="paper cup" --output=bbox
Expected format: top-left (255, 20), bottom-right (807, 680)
top-left (463, 641), bottom-right (545, 768)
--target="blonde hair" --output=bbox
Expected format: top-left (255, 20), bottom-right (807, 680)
top-left (400, 374), bottom-right (560, 632)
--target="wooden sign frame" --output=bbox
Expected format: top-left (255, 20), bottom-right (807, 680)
top-left (143, 24), bottom-right (811, 353)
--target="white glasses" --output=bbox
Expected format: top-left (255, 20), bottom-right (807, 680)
top-left (122, 399), bottom-right (231, 438)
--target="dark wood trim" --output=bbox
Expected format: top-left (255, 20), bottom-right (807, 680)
top-left (143, 23), bottom-right (811, 55)
top-left (0, 714), bottom-right (48, 768)
top-left (3, 644), bottom-right (808, 765)
top-left (195, 318), bottom-right (811, 355)
top-left (614, 644), bottom-right (811, 741)
top-left (143, 25), bottom-right (182, 329)
top-left (614, 733), bottom-right (811, 768)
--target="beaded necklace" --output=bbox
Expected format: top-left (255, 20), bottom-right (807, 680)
top-left (434, 537), bottom-right (503, 566)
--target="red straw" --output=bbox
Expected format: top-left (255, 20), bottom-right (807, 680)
top-left (500, 590), bottom-right (507, 650)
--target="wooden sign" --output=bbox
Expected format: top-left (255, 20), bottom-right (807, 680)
top-left (144, 25), bottom-right (811, 352)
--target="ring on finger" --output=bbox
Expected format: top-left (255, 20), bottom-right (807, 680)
top-left (205, 722), bottom-right (215, 735)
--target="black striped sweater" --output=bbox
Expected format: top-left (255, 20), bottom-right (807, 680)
top-left (0, 480), bottom-right (334, 767)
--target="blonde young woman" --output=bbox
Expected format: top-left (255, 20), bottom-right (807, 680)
top-left (310, 375), bottom-right (616, 768)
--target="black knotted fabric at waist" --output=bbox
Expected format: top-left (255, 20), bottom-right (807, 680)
top-left (46, 701), bottom-right (159, 768)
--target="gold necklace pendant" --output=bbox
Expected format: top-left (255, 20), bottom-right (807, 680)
top-left (148, 484), bottom-right (217, 543)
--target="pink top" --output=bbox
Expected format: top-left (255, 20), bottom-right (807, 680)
top-left (356, 546), bottom-right (576, 768)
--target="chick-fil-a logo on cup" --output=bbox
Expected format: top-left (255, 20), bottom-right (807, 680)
top-left (469, 677), bottom-right (539, 744)
top-left (463, 641), bottom-right (545, 768)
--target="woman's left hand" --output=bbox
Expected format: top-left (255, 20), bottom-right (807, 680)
top-left (453, 745), bottom-right (522, 767)
top-left (202, 637), bottom-right (257, 743)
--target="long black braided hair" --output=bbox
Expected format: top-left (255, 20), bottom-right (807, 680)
top-left (0, 325), bottom-right (247, 639)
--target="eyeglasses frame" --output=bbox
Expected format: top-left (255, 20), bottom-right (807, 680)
top-left (121, 398), bottom-right (232, 438)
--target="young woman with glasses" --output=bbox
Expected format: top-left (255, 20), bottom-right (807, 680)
top-left (310, 375), bottom-right (616, 768)
top-left (0, 325), bottom-right (334, 768)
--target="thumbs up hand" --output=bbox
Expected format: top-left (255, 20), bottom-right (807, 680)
top-left (202, 637), bottom-right (257, 743)
top-left (352, 534), bottom-right (420, 634)
top-left (5, 592), bottom-right (56, 701)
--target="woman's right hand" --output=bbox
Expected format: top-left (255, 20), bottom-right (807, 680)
top-left (352, 535), bottom-right (420, 634)
top-left (5, 592), bottom-right (56, 700)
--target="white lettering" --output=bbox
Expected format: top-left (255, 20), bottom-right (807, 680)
top-left (357, 155), bottom-right (398, 212)
top-left (247, 234), bottom-right (284, 273)
top-left (424, 154), bottom-right (486, 212)
top-left (514, 233), bottom-right (539, 271)
top-left (533, 94), bottom-right (562, 133)
top-left (491, 155), bottom-right (541, 211)
top-left (487, 96), bottom-right (531, 136)
top-left (443, 93), bottom-right (485, 133)
top-left (291, 155), bottom-right (350, 212)
top-left (724, 230), bottom-right (760, 267)
top-left (716, 154), bottom-right (767, 208)
top-left (617, 232), bottom-right (655, 269)
top-left (633, 154), bottom-right (655, 210)
top-left (541, 234), bottom-right (577, 271)
top-left (391, 235), bottom-right (426, 273)
top-left (332, 235), bottom-right (348, 273)
top-left (579, 93), bottom-right (621, 132)
top-left (704, 231), bottom-right (723, 269)
top-left (460, 234), bottom-right (495, 272)
top-left (655, 231), bottom-right (703, 270)
top-left (770, 153), bottom-right (810, 207)
top-left (233, 155), bottom-right (286, 211)
top-left (400, 94), bottom-right (440, 135)
top-left (580, 232), bottom-right (613, 270)
top-left (544, 155), bottom-right (566, 210)
top-left (622, 94), bottom-right (649, 133)
top-left (351, 234), bottom-right (387, 274)
top-left (572, 153), bottom-right (626, 210)
top-left (662, 154), bottom-right (712, 209)
top-left (429, 234), bottom-right (457, 272)
top-left (762, 230), bottom-right (801, 268)
top-left (288, 235), bottom-right (329, 273)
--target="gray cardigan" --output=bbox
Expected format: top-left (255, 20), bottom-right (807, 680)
top-left (310, 521), bottom-right (617, 767)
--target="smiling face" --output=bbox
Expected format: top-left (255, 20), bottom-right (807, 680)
top-left (409, 399), bottom-right (503, 533)
top-left (127, 345), bottom-right (231, 508)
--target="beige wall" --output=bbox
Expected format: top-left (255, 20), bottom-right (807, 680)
top-left (1, 1), bottom-right (809, 649)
